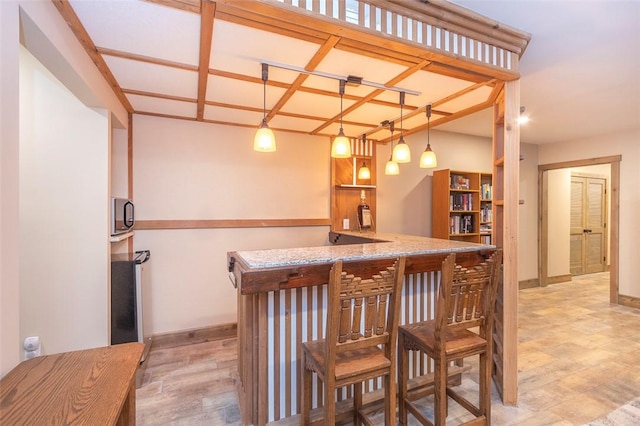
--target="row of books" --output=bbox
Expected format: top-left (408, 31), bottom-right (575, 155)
top-left (481, 183), bottom-right (492, 200)
top-left (481, 235), bottom-right (492, 245)
top-left (450, 193), bottom-right (474, 211)
top-left (481, 205), bottom-right (492, 222)
top-left (450, 214), bottom-right (474, 234)
top-left (450, 174), bottom-right (470, 190)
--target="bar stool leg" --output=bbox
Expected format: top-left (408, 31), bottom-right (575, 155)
top-left (398, 332), bottom-right (408, 425)
top-left (301, 351), bottom-right (312, 425)
top-left (434, 351), bottom-right (447, 426)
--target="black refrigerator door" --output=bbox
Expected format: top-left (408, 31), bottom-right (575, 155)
top-left (111, 259), bottom-right (138, 345)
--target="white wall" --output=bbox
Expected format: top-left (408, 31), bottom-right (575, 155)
top-left (518, 143), bottom-right (539, 281)
top-left (132, 115), bottom-right (331, 333)
top-left (547, 169), bottom-right (571, 277)
top-left (539, 129), bottom-right (640, 297)
top-left (376, 129), bottom-right (493, 236)
top-left (1, 0), bottom-right (21, 376)
top-left (19, 46), bottom-right (110, 355)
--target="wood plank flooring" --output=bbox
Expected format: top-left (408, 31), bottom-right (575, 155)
top-left (136, 272), bottom-right (640, 425)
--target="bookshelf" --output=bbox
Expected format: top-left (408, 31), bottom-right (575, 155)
top-left (432, 169), bottom-right (492, 244)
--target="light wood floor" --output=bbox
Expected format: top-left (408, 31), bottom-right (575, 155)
top-left (136, 272), bottom-right (640, 425)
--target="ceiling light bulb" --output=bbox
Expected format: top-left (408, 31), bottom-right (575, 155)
top-left (357, 162), bottom-right (371, 179)
top-left (331, 130), bottom-right (351, 158)
top-left (392, 136), bottom-right (411, 163)
top-left (517, 115), bottom-right (529, 125)
top-left (419, 144), bottom-right (437, 168)
top-left (385, 158), bottom-right (399, 175)
top-left (253, 120), bottom-right (276, 152)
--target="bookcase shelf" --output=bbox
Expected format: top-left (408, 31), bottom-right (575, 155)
top-left (432, 169), bottom-right (493, 245)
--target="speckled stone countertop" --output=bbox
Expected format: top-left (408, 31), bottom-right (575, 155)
top-left (234, 231), bottom-right (493, 269)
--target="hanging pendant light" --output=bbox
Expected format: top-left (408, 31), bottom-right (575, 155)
top-left (253, 63), bottom-right (276, 152)
top-left (331, 80), bottom-right (352, 158)
top-left (357, 134), bottom-right (371, 179)
top-left (385, 121), bottom-right (400, 175)
top-left (420, 104), bottom-right (438, 168)
top-left (392, 92), bottom-right (411, 163)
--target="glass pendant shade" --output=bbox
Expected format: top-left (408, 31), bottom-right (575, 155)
top-left (392, 136), bottom-right (411, 163)
top-left (331, 130), bottom-right (351, 158)
top-left (357, 162), bottom-right (371, 179)
top-left (253, 120), bottom-right (276, 152)
top-left (419, 144), bottom-right (437, 168)
top-left (385, 158), bottom-right (399, 175)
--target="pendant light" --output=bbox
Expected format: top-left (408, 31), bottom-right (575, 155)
top-left (357, 135), bottom-right (371, 180)
top-left (331, 79), bottom-right (352, 158)
top-left (392, 91), bottom-right (411, 163)
top-left (384, 121), bottom-right (400, 175)
top-left (420, 104), bottom-right (438, 168)
top-left (253, 63), bottom-right (276, 152)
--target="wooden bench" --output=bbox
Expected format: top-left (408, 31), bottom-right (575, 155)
top-left (0, 342), bottom-right (144, 425)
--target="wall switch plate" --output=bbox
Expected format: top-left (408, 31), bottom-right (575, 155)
top-left (343, 219), bottom-right (349, 230)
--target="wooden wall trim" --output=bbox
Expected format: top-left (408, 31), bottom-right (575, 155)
top-left (136, 218), bottom-right (332, 230)
top-left (618, 295), bottom-right (640, 310)
top-left (150, 323), bottom-right (237, 351)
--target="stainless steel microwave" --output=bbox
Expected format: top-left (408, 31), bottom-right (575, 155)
top-left (111, 198), bottom-right (135, 235)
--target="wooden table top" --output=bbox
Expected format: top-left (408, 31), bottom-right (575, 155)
top-left (0, 343), bottom-right (144, 425)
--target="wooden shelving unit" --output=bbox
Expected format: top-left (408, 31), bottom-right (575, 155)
top-left (330, 139), bottom-right (376, 232)
top-left (432, 169), bottom-right (492, 244)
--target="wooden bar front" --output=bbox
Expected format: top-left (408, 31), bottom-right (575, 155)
top-left (228, 232), bottom-right (494, 425)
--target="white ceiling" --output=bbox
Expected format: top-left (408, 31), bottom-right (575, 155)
top-left (61, 0), bottom-right (639, 146)
top-left (443, 0), bottom-right (640, 144)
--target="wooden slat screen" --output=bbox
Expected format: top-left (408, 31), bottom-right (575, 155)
top-left (275, 0), bottom-right (518, 71)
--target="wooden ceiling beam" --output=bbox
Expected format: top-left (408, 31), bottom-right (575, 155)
top-left (52, 0), bottom-right (133, 112)
top-left (196, 1), bottom-right (215, 120)
top-left (143, 0), bottom-right (200, 14)
top-left (96, 47), bottom-right (198, 72)
top-left (217, 0), bottom-right (521, 81)
top-left (265, 35), bottom-right (341, 123)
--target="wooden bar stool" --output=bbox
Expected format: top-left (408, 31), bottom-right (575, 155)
top-left (301, 256), bottom-right (406, 425)
top-left (398, 250), bottom-right (502, 426)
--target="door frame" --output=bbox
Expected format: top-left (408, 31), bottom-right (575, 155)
top-left (538, 155), bottom-right (621, 303)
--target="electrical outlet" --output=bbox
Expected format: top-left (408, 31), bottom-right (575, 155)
top-left (24, 336), bottom-right (41, 359)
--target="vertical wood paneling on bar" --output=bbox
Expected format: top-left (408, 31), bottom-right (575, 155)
top-left (285, 290), bottom-right (292, 417)
top-left (312, 0), bottom-right (320, 13)
top-left (295, 288), bottom-right (303, 414)
top-left (258, 294), bottom-right (269, 426)
top-left (327, 0), bottom-right (334, 19)
top-left (315, 285), bottom-right (323, 409)
top-left (369, 4), bottom-right (376, 30)
top-left (358, 0), bottom-right (365, 27)
top-left (273, 291), bottom-right (281, 421)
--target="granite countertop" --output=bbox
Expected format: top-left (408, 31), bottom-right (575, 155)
top-left (233, 231), bottom-right (493, 269)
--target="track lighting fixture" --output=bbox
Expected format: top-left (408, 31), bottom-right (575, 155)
top-left (253, 63), bottom-right (276, 152)
top-left (420, 104), bottom-right (437, 168)
top-left (392, 92), bottom-right (411, 163)
top-left (331, 80), bottom-right (352, 158)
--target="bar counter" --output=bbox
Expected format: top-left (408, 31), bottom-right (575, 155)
top-left (227, 231), bottom-right (494, 425)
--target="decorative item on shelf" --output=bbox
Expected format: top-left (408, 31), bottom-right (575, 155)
top-left (392, 91), bottom-right (411, 163)
top-left (420, 103), bottom-right (438, 168)
top-left (357, 135), bottom-right (371, 180)
top-left (253, 63), bottom-right (276, 152)
top-left (331, 79), bottom-right (352, 158)
top-left (384, 120), bottom-right (399, 175)
top-left (357, 190), bottom-right (373, 231)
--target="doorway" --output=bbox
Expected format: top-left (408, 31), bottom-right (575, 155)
top-left (570, 174), bottom-right (607, 276)
top-left (538, 156), bottom-right (620, 303)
